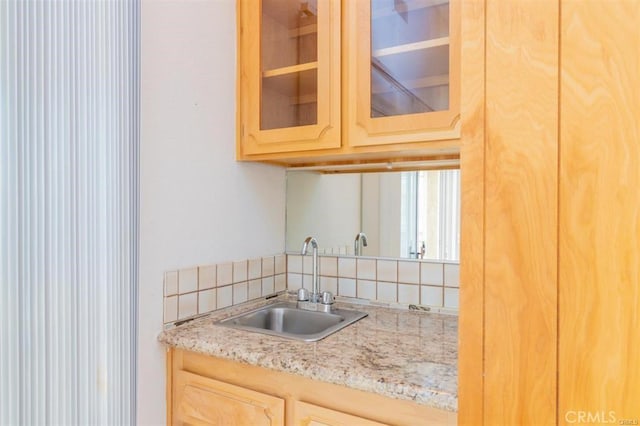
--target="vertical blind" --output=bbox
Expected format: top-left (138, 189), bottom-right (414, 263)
top-left (0, 1), bottom-right (139, 424)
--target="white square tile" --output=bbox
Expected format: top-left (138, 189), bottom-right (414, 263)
top-left (444, 288), bottom-right (459, 309)
top-left (320, 256), bottom-right (338, 277)
top-left (178, 292), bottom-right (197, 320)
top-left (248, 258), bottom-right (262, 280)
top-left (261, 276), bottom-right (275, 295)
top-left (320, 276), bottom-right (338, 295)
top-left (248, 279), bottom-right (262, 300)
top-left (262, 256), bottom-right (275, 276)
top-left (302, 255), bottom-right (312, 274)
top-left (164, 295), bottom-right (178, 323)
top-left (217, 262), bottom-right (233, 286)
top-left (357, 259), bottom-right (376, 280)
top-left (274, 255), bottom-right (286, 275)
top-left (287, 255), bottom-right (303, 274)
top-left (421, 262), bottom-right (443, 285)
top-left (217, 286), bottom-right (233, 309)
top-left (357, 280), bottom-right (376, 300)
top-left (398, 284), bottom-right (419, 305)
top-left (164, 271), bottom-right (178, 296)
top-left (287, 273), bottom-right (302, 290)
top-left (338, 278), bottom-right (356, 297)
top-left (338, 257), bottom-right (356, 278)
top-left (233, 260), bottom-right (247, 283)
top-left (398, 261), bottom-right (420, 284)
top-left (275, 274), bottom-right (286, 292)
top-left (377, 282), bottom-right (397, 302)
top-left (178, 267), bottom-right (198, 294)
top-left (421, 286), bottom-right (443, 307)
top-left (444, 263), bottom-right (460, 287)
top-left (377, 260), bottom-right (397, 283)
top-left (233, 282), bottom-right (248, 305)
top-left (198, 289), bottom-right (216, 314)
top-left (198, 265), bottom-right (216, 290)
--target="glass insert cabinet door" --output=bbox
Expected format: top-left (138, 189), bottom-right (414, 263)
top-left (346, 0), bottom-right (461, 146)
top-left (239, 0), bottom-right (341, 155)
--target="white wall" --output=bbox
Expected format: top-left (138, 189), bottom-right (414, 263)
top-left (285, 171), bottom-right (361, 254)
top-left (139, 1), bottom-right (286, 424)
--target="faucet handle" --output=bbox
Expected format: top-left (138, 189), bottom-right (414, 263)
top-left (321, 291), bottom-right (334, 305)
top-left (297, 288), bottom-right (310, 302)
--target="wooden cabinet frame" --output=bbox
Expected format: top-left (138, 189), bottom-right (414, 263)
top-left (166, 348), bottom-right (456, 426)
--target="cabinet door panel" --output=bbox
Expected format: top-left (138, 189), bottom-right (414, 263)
top-left (173, 370), bottom-right (284, 426)
top-left (345, 0), bottom-right (461, 147)
top-left (238, 0), bottom-right (341, 155)
top-left (293, 401), bottom-right (388, 426)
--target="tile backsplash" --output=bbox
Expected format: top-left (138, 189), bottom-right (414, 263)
top-left (287, 255), bottom-right (459, 311)
top-left (163, 254), bottom-right (459, 325)
top-left (163, 254), bottom-right (286, 324)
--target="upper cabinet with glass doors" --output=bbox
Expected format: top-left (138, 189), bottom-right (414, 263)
top-left (237, 0), bottom-right (461, 161)
top-left (345, 0), bottom-right (460, 147)
top-left (238, 0), bottom-right (341, 156)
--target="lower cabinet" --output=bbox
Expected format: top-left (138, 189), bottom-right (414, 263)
top-left (293, 401), bottom-right (387, 426)
top-left (174, 370), bottom-right (284, 426)
top-left (167, 348), bottom-right (456, 426)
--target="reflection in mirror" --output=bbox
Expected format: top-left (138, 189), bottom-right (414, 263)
top-left (285, 169), bottom-right (460, 261)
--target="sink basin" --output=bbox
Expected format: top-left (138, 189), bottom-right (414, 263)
top-left (217, 302), bottom-right (368, 342)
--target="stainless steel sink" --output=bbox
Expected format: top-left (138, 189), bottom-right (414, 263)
top-left (217, 302), bottom-right (368, 342)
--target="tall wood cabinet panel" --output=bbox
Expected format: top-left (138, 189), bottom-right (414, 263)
top-left (457, 0), bottom-right (485, 424)
top-left (484, 0), bottom-right (559, 423)
top-left (559, 0), bottom-right (640, 423)
top-left (460, 0), bottom-right (640, 424)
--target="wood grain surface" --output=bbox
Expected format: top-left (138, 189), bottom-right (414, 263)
top-left (484, 0), bottom-right (559, 424)
top-left (458, 0), bottom-right (486, 424)
top-left (559, 1), bottom-right (640, 423)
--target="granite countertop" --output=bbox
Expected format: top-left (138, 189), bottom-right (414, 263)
top-left (158, 294), bottom-right (458, 412)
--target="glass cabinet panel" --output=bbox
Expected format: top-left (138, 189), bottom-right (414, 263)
top-left (260, 0), bottom-right (319, 130)
top-left (370, 0), bottom-right (450, 117)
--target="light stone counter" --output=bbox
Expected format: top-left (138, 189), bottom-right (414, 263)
top-left (158, 295), bottom-right (458, 412)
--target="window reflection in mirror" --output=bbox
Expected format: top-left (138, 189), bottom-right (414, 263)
top-left (285, 169), bottom-right (460, 261)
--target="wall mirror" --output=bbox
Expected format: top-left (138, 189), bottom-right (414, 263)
top-left (285, 169), bottom-right (460, 261)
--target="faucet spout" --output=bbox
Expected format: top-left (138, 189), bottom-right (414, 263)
top-left (301, 237), bottom-right (320, 302)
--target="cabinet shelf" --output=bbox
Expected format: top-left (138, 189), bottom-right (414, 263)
top-left (373, 36), bottom-right (449, 59)
top-left (288, 24), bottom-right (317, 38)
top-left (262, 61), bottom-right (318, 78)
top-left (262, 62), bottom-right (318, 105)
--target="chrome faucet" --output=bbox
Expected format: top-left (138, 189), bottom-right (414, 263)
top-left (354, 232), bottom-right (368, 256)
top-left (301, 236), bottom-right (320, 302)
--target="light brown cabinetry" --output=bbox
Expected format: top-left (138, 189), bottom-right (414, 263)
top-left (237, 0), bottom-right (463, 167)
top-left (459, 0), bottom-right (640, 425)
top-left (167, 348), bottom-right (456, 426)
top-left (292, 401), bottom-right (387, 426)
top-left (173, 370), bottom-right (284, 425)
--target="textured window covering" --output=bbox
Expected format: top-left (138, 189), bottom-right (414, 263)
top-left (0, 1), bottom-right (139, 424)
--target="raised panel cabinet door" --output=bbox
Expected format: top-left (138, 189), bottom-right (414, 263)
top-left (344, 0), bottom-right (461, 147)
top-left (238, 0), bottom-right (341, 156)
top-left (293, 401), bottom-right (388, 426)
top-left (173, 370), bottom-right (284, 426)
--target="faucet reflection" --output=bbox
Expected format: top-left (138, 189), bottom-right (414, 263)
top-left (354, 232), bottom-right (368, 256)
